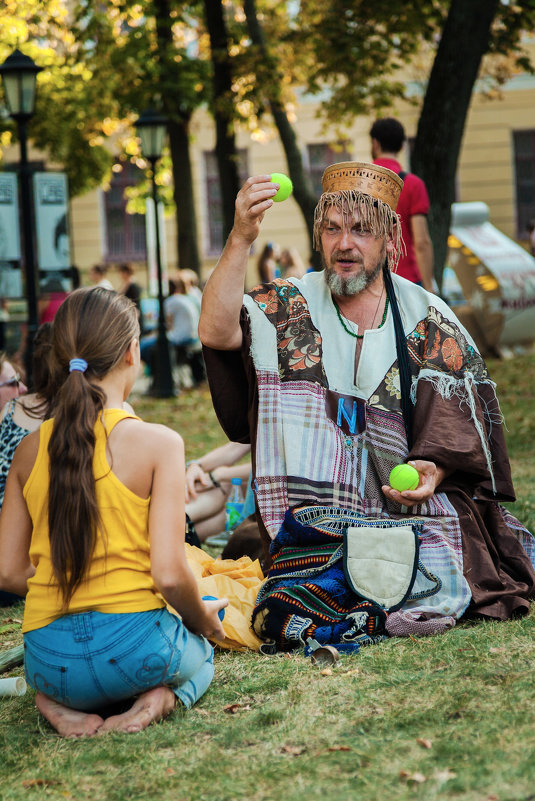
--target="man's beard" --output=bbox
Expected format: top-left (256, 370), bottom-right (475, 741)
top-left (323, 246), bottom-right (385, 297)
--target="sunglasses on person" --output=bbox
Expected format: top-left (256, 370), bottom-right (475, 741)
top-left (0, 372), bottom-right (21, 388)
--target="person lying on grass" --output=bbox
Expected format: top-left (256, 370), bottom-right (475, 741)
top-left (0, 287), bottom-right (227, 738)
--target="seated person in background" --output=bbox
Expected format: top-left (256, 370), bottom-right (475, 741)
top-left (257, 242), bottom-right (280, 282)
top-left (165, 276), bottom-right (205, 387)
top-left (0, 351), bottom-right (27, 410)
top-left (89, 263), bottom-right (114, 291)
top-left (0, 287), bottom-right (226, 738)
top-left (185, 441), bottom-right (251, 542)
top-left (165, 277), bottom-right (199, 347)
top-left (0, 325), bottom-right (57, 510)
top-left (279, 247), bottom-right (306, 280)
top-left (38, 278), bottom-right (68, 324)
top-left (117, 262), bottom-right (143, 326)
top-left (0, 350), bottom-right (30, 606)
top-left (180, 268), bottom-right (203, 314)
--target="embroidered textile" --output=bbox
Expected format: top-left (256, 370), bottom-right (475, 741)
top-left (252, 507), bottom-right (388, 652)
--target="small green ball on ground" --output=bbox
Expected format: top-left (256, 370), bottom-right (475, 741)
top-left (270, 173), bottom-right (293, 202)
top-left (389, 464), bottom-right (419, 492)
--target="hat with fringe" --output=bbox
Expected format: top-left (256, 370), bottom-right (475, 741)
top-left (313, 161), bottom-right (404, 271)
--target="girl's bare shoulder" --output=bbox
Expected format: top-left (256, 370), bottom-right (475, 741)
top-left (10, 429), bottom-right (41, 483)
top-left (115, 417), bottom-right (183, 452)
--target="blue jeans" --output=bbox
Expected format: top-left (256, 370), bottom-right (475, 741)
top-left (24, 608), bottom-right (214, 711)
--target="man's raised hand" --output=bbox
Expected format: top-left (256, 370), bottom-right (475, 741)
top-left (232, 176), bottom-right (279, 245)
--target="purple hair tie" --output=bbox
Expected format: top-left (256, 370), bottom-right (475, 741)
top-left (69, 358), bottom-right (88, 373)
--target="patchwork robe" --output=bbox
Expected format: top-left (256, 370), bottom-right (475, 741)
top-left (204, 271), bottom-right (535, 637)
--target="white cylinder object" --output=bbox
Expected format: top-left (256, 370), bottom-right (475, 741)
top-left (0, 677), bottom-right (27, 696)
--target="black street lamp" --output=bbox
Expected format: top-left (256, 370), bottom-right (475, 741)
top-left (0, 49), bottom-right (42, 387)
top-left (135, 108), bottom-right (175, 398)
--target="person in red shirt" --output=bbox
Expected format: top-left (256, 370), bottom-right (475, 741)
top-left (370, 118), bottom-right (434, 291)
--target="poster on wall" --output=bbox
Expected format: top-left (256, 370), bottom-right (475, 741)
top-left (33, 172), bottom-right (70, 270)
top-left (0, 173), bottom-right (21, 262)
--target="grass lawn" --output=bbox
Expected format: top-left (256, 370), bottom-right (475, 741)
top-left (1, 352), bottom-right (534, 801)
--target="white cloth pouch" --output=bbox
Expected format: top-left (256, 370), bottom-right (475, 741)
top-left (343, 518), bottom-right (439, 612)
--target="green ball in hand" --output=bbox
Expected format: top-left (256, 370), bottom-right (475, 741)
top-left (271, 172), bottom-right (293, 202)
top-left (389, 464), bottom-right (419, 492)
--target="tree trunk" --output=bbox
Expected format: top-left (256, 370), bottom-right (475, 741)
top-left (243, 0), bottom-right (321, 268)
top-left (168, 116), bottom-right (201, 273)
top-left (203, 0), bottom-right (241, 241)
top-left (154, 0), bottom-right (201, 273)
top-left (411, 0), bottom-right (500, 288)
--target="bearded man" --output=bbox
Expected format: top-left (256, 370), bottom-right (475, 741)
top-left (199, 163), bottom-right (535, 651)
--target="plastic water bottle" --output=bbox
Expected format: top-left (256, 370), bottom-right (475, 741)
top-left (225, 477), bottom-right (244, 532)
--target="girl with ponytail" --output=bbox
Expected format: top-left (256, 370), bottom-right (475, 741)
top-left (0, 287), bottom-right (226, 737)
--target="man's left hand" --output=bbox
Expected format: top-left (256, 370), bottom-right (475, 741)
top-left (381, 459), bottom-right (447, 507)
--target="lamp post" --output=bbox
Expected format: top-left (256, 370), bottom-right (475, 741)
top-left (135, 108), bottom-right (174, 398)
top-left (0, 49), bottom-right (42, 387)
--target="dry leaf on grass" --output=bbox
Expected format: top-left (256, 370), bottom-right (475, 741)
top-left (281, 744), bottom-right (306, 756)
top-left (320, 668), bottom-right (332, 676)
top-left (399, 770), bottom-right (426, 784)
top-left (416, 737), bottom-right (433, 749)
top-left (489, 647), bottom-right (506, 654)
top-left (223, 703), bottom-right (252, 714)
top-left (22, 779), bottom-right (59, 788)
top-left (327, 745), bottom-right (351, 752)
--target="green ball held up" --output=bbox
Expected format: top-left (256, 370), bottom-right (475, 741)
top-left (270, 173), bottom-right (293, 202)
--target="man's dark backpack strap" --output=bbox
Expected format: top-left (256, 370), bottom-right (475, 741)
top-left (383, 265), bottom-right (413, 450)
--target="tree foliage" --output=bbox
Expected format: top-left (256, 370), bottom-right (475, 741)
top-left (290, 0), bottom-right (535, 280)
top-left (0, 0), bottom-right (213, 271)
top-left (296, 0), bottom-right (444, 126)
top-left (0, 0), bottom-right (113, 196)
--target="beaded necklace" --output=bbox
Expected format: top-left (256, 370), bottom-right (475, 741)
top-left (333, 295), bottom-right (390, 339)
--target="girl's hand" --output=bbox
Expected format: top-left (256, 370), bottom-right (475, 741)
top-left (381, 459), bottom-right (446, 508)
top-left (200, 597), bottom-right (229, 642)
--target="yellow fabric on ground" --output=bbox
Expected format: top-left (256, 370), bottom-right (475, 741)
top-left (185, 544), bottom-right (265, 651)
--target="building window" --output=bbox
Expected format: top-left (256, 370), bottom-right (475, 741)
top-left (307, 142), bottom-right (352, 197)
top-left (204, 150), bottom-right (249, 255)
top-left (513, 130), bottom-right (535, 239)
top-left (103, 162), bottom-right (147, 261)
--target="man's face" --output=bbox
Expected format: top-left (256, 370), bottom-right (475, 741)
top-left (0, 360), bottom-right (27, 408)
top-left (320, 206), bottom-right (392, 297)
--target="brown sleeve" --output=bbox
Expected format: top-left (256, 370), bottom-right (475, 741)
top-left (408, 379), bottom-right (515, 502)
top-left (202, 306), bottom-right (258, 445)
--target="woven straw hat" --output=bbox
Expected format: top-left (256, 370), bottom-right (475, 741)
top-left (321, 161), bottom-right (403, 212)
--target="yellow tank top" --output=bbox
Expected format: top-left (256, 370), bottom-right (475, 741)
top-left (22, 409), bottom-right (164, 633)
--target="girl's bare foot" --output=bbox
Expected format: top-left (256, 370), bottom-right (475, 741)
top-left (35, 692), bottom-right (105, 738)
top-left (98, 687), bottom-right (177, 734)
